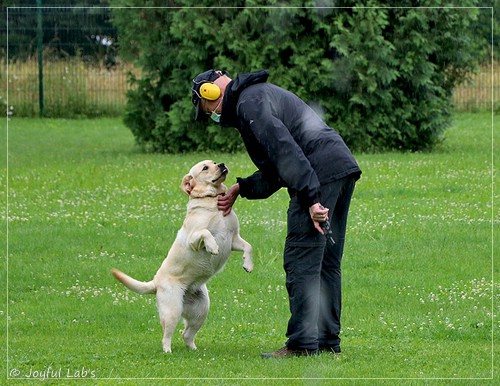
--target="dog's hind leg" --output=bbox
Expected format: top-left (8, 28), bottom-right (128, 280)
top-left (231, 234), bottom-right (254, 273)
top-left (156, 283), bottom-right (185, 353)
top-left (182, 285), bottom-right (210, 350)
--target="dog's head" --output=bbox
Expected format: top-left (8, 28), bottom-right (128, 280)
top-left (181, 160), bottom-right (229, 198)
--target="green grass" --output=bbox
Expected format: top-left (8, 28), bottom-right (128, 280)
top-left (1, 114), bottom-right (498, 384)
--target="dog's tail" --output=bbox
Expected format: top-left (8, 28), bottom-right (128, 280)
top-left (111, 268), bottom-right (156, 294)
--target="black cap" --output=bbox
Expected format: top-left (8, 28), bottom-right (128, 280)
top-left (191, 69), bottom-right (224, 121)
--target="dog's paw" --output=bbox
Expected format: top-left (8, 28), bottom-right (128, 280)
top-left (186, 342), bottom-right (197, 351)
top-left (242, 256), bottom-right (254, 273)
top-left (205, 240), bottom-right (219, 255)
top-left (206, 245), bottom-right (219, 255)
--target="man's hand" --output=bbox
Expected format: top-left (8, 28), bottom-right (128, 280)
top-left (218, 183), bottom-right (240, 216)
top-left (309, 203), bottom-right (329, 234)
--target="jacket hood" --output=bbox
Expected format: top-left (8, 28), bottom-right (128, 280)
top-left (220, 70), bottom-right (270, 127)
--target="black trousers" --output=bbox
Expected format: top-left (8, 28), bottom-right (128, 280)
top-left (284, 175), bottom-right (357, 350)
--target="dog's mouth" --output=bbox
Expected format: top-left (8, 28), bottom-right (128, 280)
top-left (212, 165), bottom-right (228, 183)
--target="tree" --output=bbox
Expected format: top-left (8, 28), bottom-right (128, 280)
top-left (111, 0), bottom-right (484, 153)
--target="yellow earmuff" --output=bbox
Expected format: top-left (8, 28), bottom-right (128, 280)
top-left (199, 83), bottom-right (221, 100)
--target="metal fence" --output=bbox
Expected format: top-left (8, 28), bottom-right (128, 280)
top-left (4, 6), bottom-right (128, 117)
top-left (2, 6), bottom-right (497, 118)
top-left (452, 65), bottom-right (498, 112)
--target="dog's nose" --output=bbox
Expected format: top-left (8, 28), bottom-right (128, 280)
top-left (218, 163), bottom-right (226, 170)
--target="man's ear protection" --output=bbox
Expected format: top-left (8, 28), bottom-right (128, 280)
top-left (199, 83), bottom-right (221, 100)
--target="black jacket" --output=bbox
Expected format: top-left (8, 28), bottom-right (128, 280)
top-left (220, 70), bottom-right (361, 208)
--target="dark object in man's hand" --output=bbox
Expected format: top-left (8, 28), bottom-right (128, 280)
top-left (321, 219), bottom-right (335, 246)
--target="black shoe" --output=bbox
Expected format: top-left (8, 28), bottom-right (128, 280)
top-left (319, 345), bottom-right (341, 354)
top-left (261, 346), bottom-right (318, 358)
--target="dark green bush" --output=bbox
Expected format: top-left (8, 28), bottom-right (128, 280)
top-left (111, 0), bottom-right (483, 153)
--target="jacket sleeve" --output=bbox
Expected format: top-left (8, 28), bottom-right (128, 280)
top-left (237, 96), bottom-right (321, 208)
top-left (236, 171), bottom-right (283, 200)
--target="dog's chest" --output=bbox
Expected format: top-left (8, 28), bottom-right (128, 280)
top-left (185, 208), bottom-right (234, 253)
top-left (208, 213), bottom-right (233, 249)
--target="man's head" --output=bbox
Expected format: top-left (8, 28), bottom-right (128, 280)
top-left (191, 69), bottom-right (231, 122)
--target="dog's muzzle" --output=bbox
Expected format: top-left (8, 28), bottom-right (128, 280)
top-left (218, 163), bottom-right (228, 174)
top-left (212, 163), bottom-right (228, 182)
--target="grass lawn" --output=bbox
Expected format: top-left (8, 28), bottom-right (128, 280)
top-left (1, 113), bottom-right (498, 384)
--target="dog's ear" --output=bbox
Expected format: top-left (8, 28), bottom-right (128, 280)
top-left (181, 174), bottom-right (194, 195)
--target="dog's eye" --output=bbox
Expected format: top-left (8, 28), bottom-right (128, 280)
top-left (202, 166), bottom-right (209, 171)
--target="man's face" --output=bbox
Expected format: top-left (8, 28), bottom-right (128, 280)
top-left (201, 82), bottom-right (223, 115)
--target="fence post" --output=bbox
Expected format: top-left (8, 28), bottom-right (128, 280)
top-left (37, 0), bottom-right (44, 117)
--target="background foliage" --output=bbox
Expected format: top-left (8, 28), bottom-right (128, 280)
top-left (111, 0), bottom-right (486, 153)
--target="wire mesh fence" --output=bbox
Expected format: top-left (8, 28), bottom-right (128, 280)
top-left (2, 6), bottom-right (497, 118)
top-left (452, 64), bottom-right (498, 112)
top-left (3, 6), bottom-right (130, 118)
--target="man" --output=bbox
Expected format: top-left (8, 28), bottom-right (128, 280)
top-left (191, 69), bottom-right (361, 358)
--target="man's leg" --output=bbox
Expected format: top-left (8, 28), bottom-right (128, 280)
top-left (318, 177), bottom-right (356, 351)
top-left (283, 195), bottom-right (326, 351)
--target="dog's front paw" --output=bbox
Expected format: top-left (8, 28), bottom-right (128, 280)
top-left (242, 256), bottom-right (254, 273)
top-left (205, 240), bottom-right (219, 255)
